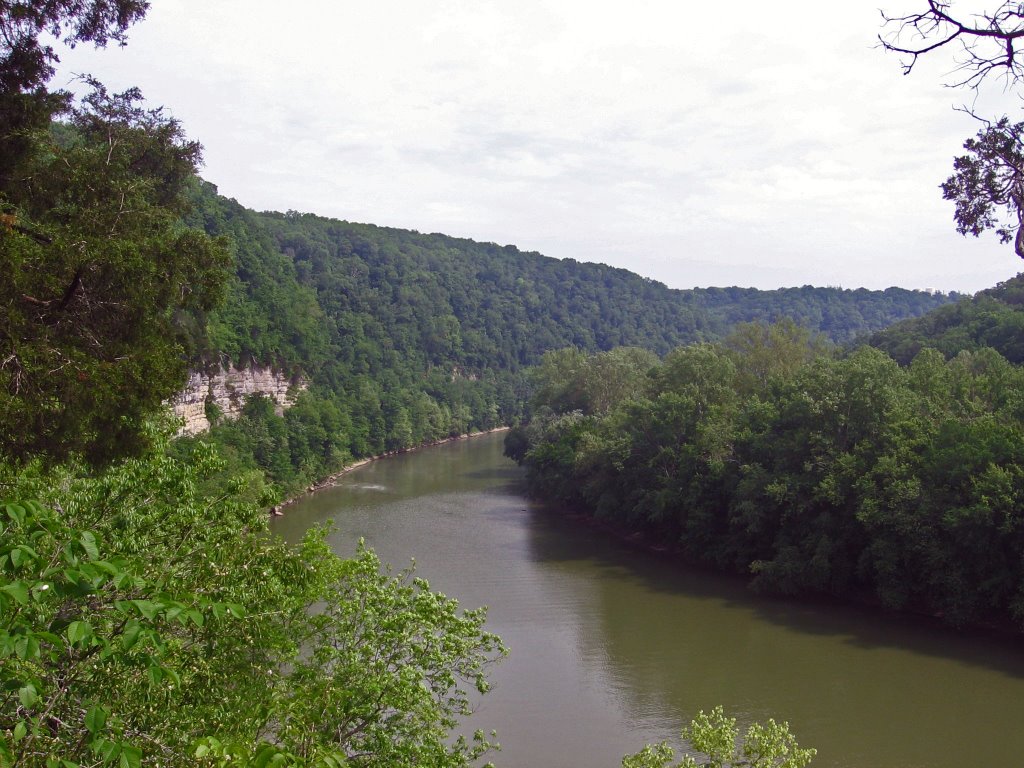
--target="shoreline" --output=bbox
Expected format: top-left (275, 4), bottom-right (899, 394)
top-left (271, 426), bottom-right (510, 515)
top-left (543, 500), bottom-right (1024, 641)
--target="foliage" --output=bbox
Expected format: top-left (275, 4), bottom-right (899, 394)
top-left (513, 325), bottom-right (1024, 628)
top-left (0, 1), bottom-right (149, 189)
top-left (0, 84), bottom-right (230, 464)
top-left (869, 273), bottom-right (1024, 364)
top-left (879, 3), bottom-right (1024, 262)
top-left (0, 437), bottom-right (505, 767)
top-left (942, 116), bottom-right (1024, 257)
top-left (622, 707), bottom-right (815, 768)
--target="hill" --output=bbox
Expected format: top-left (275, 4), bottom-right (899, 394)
top-left (868, 274), bottom-right (1024, 364)
top-left (174, 182), bottom-right (959, 497)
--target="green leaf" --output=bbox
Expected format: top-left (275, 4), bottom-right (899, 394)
top-left (78, 531), bottom-right (100, 561)
top-left (2, 581), bottom-right (29, 605)
top-left (164, 605), bottom-right (184, 622)
top-left (119, 744), bottom-right (141, 768)
top-left (85, 705), bottom-right (108, 735)
top-left (67, 620), bottom-right (93, 646)
top-left (131, 599), bottom-right (160, 621)
top-left (10, 545), bottom-right (39, 569)
top-left (92, 737), bottom-right (119, 763)
top-left (15, 634), bottom-right (40, 660)
top-left (18, 683), bottom-right (38, 708)
top-left (120, 621), bottom-right (143, 651)
top-left (4, 503), bottom-right (26, 525)
top-left (13, 720), bottom-right (27, 742)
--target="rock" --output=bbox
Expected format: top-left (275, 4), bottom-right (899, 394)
top-left (170, 364), bottom-right (307, 436)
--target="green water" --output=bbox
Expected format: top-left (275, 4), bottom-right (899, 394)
top-left (272, 432), bottom-right (1024, 768)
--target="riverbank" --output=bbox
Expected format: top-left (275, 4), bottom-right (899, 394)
top-left (271, 426), bottom-right (511, 515)
top-left (545, 500), bottom-right (1024, 640)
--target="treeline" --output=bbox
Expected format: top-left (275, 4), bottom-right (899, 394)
top-left (175, 183), bottom-right (955, 496)
top-left (870, 273), bottom-right (1024, 363)
top-left (508, 325), bottom-right (1024, 629)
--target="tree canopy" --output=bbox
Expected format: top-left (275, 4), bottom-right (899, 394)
top-left (0, 4), bottom-right (230, 463)
top-left (511, 327), bottom-right (1024, 629)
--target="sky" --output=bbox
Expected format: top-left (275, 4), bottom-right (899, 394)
top-left (51, 0), bottom-right (1024, 293)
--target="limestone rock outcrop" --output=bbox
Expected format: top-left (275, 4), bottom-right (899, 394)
top-left (171, 364), bottom-right (306, 436)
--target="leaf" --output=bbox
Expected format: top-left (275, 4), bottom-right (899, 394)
top-left (131, 599), bottom-right (160, 621)
top-left (18, 683), bottom-right (38, 708)
top-left (119, 744), bottom-right (141, 768)
top-left (4, 503), bottom-right (26, 525)
top-left (120, 621), bottom-right (143, 651)
top-left (85, 705), bottom-right (108, 735)
top-left (67, 620), bottom-right (93, 646)
top-left (15, 635), bottom-right (40, 660)
top-left (164, 605), bottom-right (184, 622)
top-left (10, 546), bottom-right (39, 569)
top-left (2, 581), bottom-right (29, 605)
top-left (13, 721), bottom-right (27, 742)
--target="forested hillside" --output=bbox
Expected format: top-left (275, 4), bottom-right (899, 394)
top-left (176, 182), bottom-right (957, 497)
top-left (869, 274), bottom-right (1024, 363)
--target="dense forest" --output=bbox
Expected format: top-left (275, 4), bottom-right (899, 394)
top-left (172, 181), bottom-right (956, 498)
top-left (869, 274), bottom-right (1024, 364)
top-left (0, 6), bottom-right (509, 766)
top-left (507, 322), bottom-right (1024, 629)
top-left (0, 5), bottom-right (822, 765)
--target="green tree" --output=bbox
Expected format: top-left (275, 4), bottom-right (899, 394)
top-left (0, 435), bottom-right (505, 767)
top-left (622, 706), bottom-right (815, 768)
top-left (0, 1), bottom-right (149, 188)
top-left (942, 116), bottom-right (1024, 257)
top-left (1, 83), bottom-right (230, 463)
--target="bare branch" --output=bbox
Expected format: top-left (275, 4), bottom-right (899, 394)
top-left (880, 1), bottom-right (1024, 89)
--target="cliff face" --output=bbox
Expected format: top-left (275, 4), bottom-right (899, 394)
top-left (172, 365), bottom-right (306, 436)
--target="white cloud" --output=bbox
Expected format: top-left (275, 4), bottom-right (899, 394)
top-left (49, 0), bottom-right (1023, 292)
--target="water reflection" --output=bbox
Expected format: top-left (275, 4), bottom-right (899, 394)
top-left (274, 433), bottom-right (1024, 768)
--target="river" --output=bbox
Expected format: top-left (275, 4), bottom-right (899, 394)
top-left (271, 431), bottom-right (1024, 768)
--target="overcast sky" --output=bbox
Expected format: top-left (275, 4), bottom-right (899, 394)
top-left (52, 1), bottom-right (1024, 292)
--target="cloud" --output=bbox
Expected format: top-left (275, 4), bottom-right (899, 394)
top-left (50, 0), bottom-right (1023, 291)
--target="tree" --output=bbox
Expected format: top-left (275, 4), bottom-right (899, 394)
top-left (622, 706), bottom-right (815, 768)
top-left (879, 2), bottom-right (1024, 260)
top-left (0, 1), bottom-right (149, 188)
top-left (0, 437), bottom-right (506, 767)
top-left (1, 83), bottom-right (231, 463)
top-left (942, 114), bottom-right (1024, 257)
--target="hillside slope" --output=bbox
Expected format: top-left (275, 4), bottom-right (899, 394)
top-left (869, 274), bottom-right (1024, 364)
top-left (176, 182), bottom-right (959, 496)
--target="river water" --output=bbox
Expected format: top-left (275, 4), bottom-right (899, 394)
top-left (271, 432), bottom-right (1024, 768)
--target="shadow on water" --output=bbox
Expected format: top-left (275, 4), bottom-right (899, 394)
top-left (522, 501), bottom-right (1024, 681)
